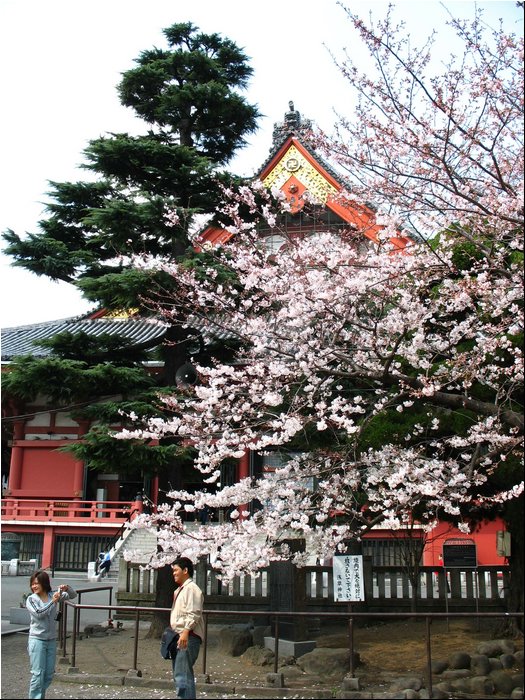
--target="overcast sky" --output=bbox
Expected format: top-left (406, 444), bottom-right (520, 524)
top-left (0, 0), bottom-right (522, 329)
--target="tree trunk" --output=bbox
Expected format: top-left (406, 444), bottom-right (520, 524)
top-left (146, 564), bottom-right (175, 639)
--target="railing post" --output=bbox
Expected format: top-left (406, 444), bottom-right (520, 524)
top-left (202, 612), bottom-right (209, 676)
top-left (273, 615), bottom-right (280, 674)
top-left (348, 604), bottom-right (355, 677)
top-left (426, 616), bottom-right (433, 699)
top-left (61, 600), bottom-right (68, 658)
top-left (76, 592), bottom-right (82, 639)
top-left (71, 605), bottom-right (78, 669)
top-left (132, 610), bottom-right (140, 671)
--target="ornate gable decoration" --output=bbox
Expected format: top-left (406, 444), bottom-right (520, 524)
top-left (262, 143), bottom-right (338, 212)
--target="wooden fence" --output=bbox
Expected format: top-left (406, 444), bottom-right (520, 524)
top-left (116, 561), bottom-right (510, 615)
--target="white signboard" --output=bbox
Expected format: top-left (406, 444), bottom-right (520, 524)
top-left (333, 554), bottom-right (365, 602)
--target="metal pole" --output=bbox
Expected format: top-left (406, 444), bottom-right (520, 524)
top-left (132, 610), bottom-right (140, 670)
top-left (444, 568), bottom-right (450, 633)
top-left (61, 602), bottom-right (68, 658)
top-left (475, 569), bottom-right (480, 632)
top-left (348, 603), bottom-right (355, 677)
top-left (273, 616), bottom-right (280, 674)
top-left (202, 612), bottom-right (209, 676)
top-left (75, 592), bottom-right (82, 640)
top-left (71, 606), bottom-right (78, 668)
top-left (425, 616), bottom-right (433, 699)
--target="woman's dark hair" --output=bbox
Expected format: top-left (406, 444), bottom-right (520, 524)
top-left (29, 570), bottom-right (52, 593)
top-left (172, 557), bottom-right (194, 577)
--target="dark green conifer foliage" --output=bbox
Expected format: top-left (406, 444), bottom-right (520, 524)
top-left (2, 21), bottom-right (259, 474)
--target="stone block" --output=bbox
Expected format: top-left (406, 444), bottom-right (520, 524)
top-left (9, 607), bottom-right (30, 625)
top-left (470, 653), bottom-right (491, 676)
top-left (448, 651), bottom-right (471, 669)
top-left (491, 669), bottom-right (518, 695)
top-left (266, 672), bottom-right (285, 687)
top-left (342, 676), bottom-right (362, 690)
top-left (501, 653), bottom-right (517, 669)
top-left (264, 636), bottom-right (316, 659)
top-left (467, 675), bottom-right (495, 695)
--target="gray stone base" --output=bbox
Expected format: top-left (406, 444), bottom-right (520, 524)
top-left (264, 636), bottom-right (316, 658)
top-left (9, 607), bottom-right (30, 625)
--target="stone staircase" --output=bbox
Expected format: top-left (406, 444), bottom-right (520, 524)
top-left (94, 526), bottom-right (158, 582)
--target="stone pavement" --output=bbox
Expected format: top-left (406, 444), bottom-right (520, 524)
top-left (1, 627), bottom-right (335, 699)
top-left (1, 572), bottom-right (336, 699)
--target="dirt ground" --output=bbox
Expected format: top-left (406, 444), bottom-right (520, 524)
top-left (64, 616), bottom-right (523, 691)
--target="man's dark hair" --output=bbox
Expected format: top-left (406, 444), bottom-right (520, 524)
top-left (172, 556), bottom-right (194, 577)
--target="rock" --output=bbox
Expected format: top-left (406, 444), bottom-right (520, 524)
top-left (449, 677), bottom-right (471, 694)
top-left (441, 669), bottom-right (471, 679)
top-left (470, 654), bottom-right (491, 676)
top-left (389, 676), bottom-right (424, 692)
top-left (491, 669), bottom-right (518, 695)
top-left (83, 624), bottom-right (107, 636)
top-left (431, 659), bottom-right (448, 674)
top-left (296, 647), bottom-right (355, 679)
top-left (501, 653), bottom-right (517, 669)
top-left (434, 680), bottom-right (453, 693)
top-left (489, 657), bottom-right (503, 671)
top-left (467, 675), bottom-right (495, 695)
top-left (448, 651), bottom-right (471, 669)
top-left (402, 690), bottom-right (420, 699)
top-left (515, 650), bottom-right (524, 667)
top-left (511, 673), bottom-right (524, 689)
top-left (511, 689), bottom-right (524, 699)
top-left (241, 646), bottom-right (274, 666)
top-left (419, 688), bottom-right (449, 699)
top-left (252, 625), bottom-right (271, 647)
top-left (218, 625), bottom-right (253, 657)
top-left (478, 639), bottom-right (515, 656)
top-left (279, 665), bottom-right (306, 679)
top-left (279, 655), bottom-right (296, 666)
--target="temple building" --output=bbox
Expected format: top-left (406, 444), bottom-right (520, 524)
top-left (1, 105), bottom-right (507, 572)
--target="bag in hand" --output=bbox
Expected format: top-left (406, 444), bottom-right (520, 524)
top-left (160, 626), bottom-right (179, 659)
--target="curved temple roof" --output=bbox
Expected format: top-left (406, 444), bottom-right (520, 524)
top-left (1, 314), bottom-right (168, 362)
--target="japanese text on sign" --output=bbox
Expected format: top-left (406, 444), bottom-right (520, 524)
top-left (333, 555), bottom-right (365, 602)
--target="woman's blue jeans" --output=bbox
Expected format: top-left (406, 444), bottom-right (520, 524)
top-left (172, 635), bottom-right (201, 699)
top-left (27, 637), bottom-right (56, 699)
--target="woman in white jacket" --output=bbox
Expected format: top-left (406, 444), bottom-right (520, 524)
top-left (25, 569), bottom-right (76, 699)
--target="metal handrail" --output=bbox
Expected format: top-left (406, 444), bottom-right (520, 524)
top-left (58, 586), bottom-right (113, 654)
top-left (62, 599), bottom-right (523, 699)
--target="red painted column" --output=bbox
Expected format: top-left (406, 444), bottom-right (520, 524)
top-left (7, 421), bottom-right (25, 493)
top-left (41, 527), bottom-right (54, 569)
top-left (72, 421), bottom-right (89, 498)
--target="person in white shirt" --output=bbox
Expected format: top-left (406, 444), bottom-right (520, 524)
top-left (169, 557), bottom-right (205, 699)
top-left (25, 570), bottom-right (76, 699)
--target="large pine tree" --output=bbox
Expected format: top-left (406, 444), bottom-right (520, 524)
top-left (2, 22), bottom-right (259, 633)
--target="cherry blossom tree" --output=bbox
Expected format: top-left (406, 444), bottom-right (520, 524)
top-left (119, 6), bottom-right (523, 600)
